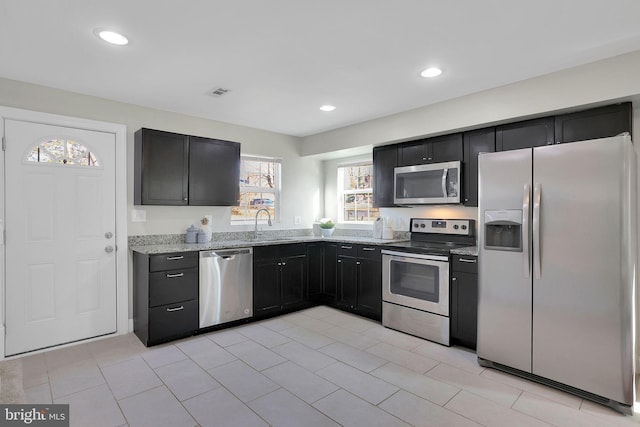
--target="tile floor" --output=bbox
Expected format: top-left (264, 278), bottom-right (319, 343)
top-left (19, 306), bottom-right (640, 427)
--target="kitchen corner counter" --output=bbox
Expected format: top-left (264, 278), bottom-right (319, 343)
top-left (129, 235), bottom-right (409, 255)
top-left (450, 246), bottom-right (478, 256)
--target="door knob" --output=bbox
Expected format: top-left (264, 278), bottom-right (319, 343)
top-left (105, 232), bottom-right (113, 239)
top-left (105, 245), bottom-right (114, 253)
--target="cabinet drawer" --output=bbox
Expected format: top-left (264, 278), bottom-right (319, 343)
top-left (149, 267), bottom-right (198, 307)
top-left (254, 243), bottom-right (305, 261)
top-left (358, 245), bottom-right (381, 260)
top-left (149, 252), bottom-right (198, 272)
top-left (337, 243), bottom-right (357, 257)
top-left (149, 299), bottom-right (198, 342)
top-left (451, 255), bottom-right (478, 274)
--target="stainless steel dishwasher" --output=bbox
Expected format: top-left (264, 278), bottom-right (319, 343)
top-left (199, 248), bottom-right (253, 328)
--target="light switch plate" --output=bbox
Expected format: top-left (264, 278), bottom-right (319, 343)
top-left (131, 209), bottom-right (147, 222)
top-left (294, 216), bottom-right (301, 225)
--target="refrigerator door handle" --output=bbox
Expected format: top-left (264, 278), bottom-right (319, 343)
top-left (533, 183), bottom-right (542, 279)
top-left (522, 184), bottom-right (531, 278)
top-left (441, 168), bottom-right (448, 197)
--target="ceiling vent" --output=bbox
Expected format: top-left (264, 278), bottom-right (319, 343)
top-left (210, 88), bottom-right (229, 97)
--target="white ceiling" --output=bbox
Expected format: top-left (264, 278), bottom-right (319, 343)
top-left (1, 1), bottom-right (640, 137)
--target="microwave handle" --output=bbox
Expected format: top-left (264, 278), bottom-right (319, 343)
top-left (441, 168), bottom-right (448, 197)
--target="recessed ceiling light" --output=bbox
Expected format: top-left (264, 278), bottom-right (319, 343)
top-left (95, 29), bottom-right (129, 46)
top-left (320, 105), bottom-right (336, 112)
top-left (421, 67), bottom-right (442, 78)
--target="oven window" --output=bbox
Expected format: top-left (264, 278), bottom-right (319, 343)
top-left (389, 260), bottom-right (440, 302)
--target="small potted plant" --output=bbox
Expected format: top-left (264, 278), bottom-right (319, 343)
top-left (319, 219), bottom-right (335, 238)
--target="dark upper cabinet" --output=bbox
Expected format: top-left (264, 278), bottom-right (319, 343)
top-left (135, 129), bottom-right (189, 205)
top-left (495, 117), bottom-right (555, 151)
top-left (398, 133), bottom-right (463, 166)
top-left (554, 102), bottom-right (632, 143)
top-left (188, 136), bottom-right (240, 206)
top-left (463, 128), bottom-right (495, 207)
top-left (372, 145), bottom-right (397, 207)
top-left (134, 128), bottom-right (240, 206)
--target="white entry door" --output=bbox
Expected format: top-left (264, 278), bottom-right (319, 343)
top-left (4, 119), bottom-right (117, 356)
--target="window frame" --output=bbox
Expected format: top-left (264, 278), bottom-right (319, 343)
top-left (337, 160), bottom-right (379, 224)
top-left (231, 154), bottom-right (282, 225)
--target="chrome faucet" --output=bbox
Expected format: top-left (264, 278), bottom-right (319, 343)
top-left (254, 208), bottom-right (272, 239)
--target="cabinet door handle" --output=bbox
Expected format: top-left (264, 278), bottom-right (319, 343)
top-left (452, 277), bottom-right (457, 281)
top-left (356, 261), bottom-right (361, 265)
top-left (166, 306), bottom-right (184, 312)
top-left (362, 247), bottom-right (375, 251)
top-left (166, 256), bottom-right (184, 260)
top-left (166, 273), bottom-right (184, 278)
top-left (337, 260), bottom-right (342, 263)
top-left (277, 262), bottom-right (282, 266)
top-left (282, 262), bottom-right (286, 266)
top-left (457, 258), bottom-right (477, 263)
top-left (341, 246), bottom-right (352, 249)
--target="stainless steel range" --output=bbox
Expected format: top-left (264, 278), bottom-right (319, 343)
top-left (381, 218), bottom-right (475, 346)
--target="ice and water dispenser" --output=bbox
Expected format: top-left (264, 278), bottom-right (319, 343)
top-left (483, 210), bottom-right (523, 251)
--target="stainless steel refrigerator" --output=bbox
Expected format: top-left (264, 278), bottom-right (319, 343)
top-left (477, 134), bottom-right (637, 414)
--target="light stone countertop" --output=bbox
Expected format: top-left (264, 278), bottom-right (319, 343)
top-left (130, 235), bottom-right (409, 255)
top-left (450, 246), bottom-right (478, 256)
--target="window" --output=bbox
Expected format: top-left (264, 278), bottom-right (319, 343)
top-left (338, 162), bottom-right (379, 222)
top-left (26, 139), bottom-right (100, 167)
top-left (231, 155), bottom-right (281, 223)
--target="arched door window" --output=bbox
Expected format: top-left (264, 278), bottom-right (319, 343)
top-left (25, 139), bottom-right (100, 167)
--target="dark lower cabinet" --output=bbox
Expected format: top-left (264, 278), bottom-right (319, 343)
top-left (450, 255), bottom-right (478, 349)
top-left (306, 242), bottom-right (337, 303)
top-left (335, 244), bottom-right (382, 321)
top-left (253, 244), bottom-right (307, 317)
top-left (555, 102), bottom-right (632, 144)
top-left (336, 255), bottom-right (358, 309)
top-left (356, 257), bottom-right (382, 318)
top-left (134, 251), bottom-right (199, 346)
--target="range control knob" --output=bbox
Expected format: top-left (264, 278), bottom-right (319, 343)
top-left (420, 223), bottom-right (426, 228)
top-left (453, 225), bottom-right (459, 230)
top-left (413, 223), bottom-right (419, 228)
top-left (461, 225), bottom-right (467, 230)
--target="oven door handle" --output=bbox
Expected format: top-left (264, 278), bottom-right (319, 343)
top-left (381, 249), bottom-right (449, 262)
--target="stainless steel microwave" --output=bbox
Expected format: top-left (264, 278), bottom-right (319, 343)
top-left (394, 161), bottom-right (461, 205)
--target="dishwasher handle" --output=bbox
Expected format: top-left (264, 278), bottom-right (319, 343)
top-left (200, 248), bottom-right (252, 258)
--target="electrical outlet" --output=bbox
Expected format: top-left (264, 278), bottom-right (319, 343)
top-left (294, 216), bottom-right (301, 225)
top-left (131, 209), bottom-right (147, 222)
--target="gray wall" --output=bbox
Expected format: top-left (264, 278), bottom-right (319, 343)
top-left (0, 77), bottom-right (324, 235)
